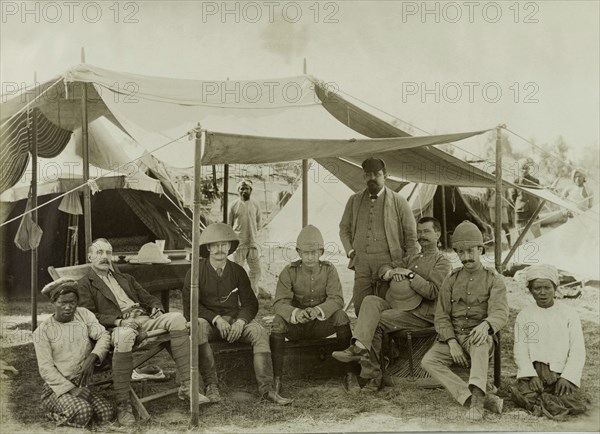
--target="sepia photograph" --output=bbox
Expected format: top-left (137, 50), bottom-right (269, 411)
top-left (0, 1), bottom-right (598, 432)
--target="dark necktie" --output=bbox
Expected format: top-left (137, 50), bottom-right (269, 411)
top-left (370, 194), bottom-right (378, 200)
top-left (216, 267), bottom-right (223, 278)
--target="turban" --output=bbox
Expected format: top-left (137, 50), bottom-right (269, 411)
top-left (237, 179), bottom-right (253, 190)
top-left (41, 278), bottom-right (80, 302)
top-left (525, 264), bottom-right (559, 287)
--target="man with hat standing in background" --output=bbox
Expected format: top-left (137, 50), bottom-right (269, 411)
top-left (182, 222), bottom-right (292, 405)
top-left (229, 179), bottom-right (270, 299)
top-left (339, 157), bottom-right (418, 314)
top-left (564, 169), bottom-right (593, 211)
top-left (511, 264), bottom-right (588, 418)
top-left (510, 158), bottom-right (542, 239)
top-left (333, 217), bottom-right (452, 392)
top-left (270, 225), bottom-right (355, 394)
top-left (421, 221), bottom-right (508, 422)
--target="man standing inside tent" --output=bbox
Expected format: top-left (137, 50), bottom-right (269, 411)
top-left (229, 179), bottom-right (270, 299)
top-left (182, 223), bottom-right (292, 405)
top-left (339, 157), bottom-right (418, 314)
top-left (511, 159), bottom-right (541, 239)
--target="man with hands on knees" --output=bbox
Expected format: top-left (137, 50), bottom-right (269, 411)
top-left (77, 238), bottom-right (210, 427)
top-left (33, 278), bottom-right (114, 428)
top-left (421, 221), bottom-right (508, 422)
top-left (182, 223), bottom-right (292, 405)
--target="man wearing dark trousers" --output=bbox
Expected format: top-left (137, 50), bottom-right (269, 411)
top-left (270, 225), bottom-right (357, 394)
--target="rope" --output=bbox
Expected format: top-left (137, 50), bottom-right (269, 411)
top-left (0, 78), bottom-right (63, 130)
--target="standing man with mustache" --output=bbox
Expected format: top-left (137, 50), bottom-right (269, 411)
top-left (339, 157), bottom-right (418, 315)
top-left (422, 221), bottom-right (508, 422)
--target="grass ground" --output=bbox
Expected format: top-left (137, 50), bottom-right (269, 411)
top-left (1, 292), bottom-right (599, 433)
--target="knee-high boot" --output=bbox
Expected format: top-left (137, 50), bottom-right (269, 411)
top-left (270, 333), bottom-right (286, 393)
top-left (198, 343), bottom-right (218, 387)
top-left (253, 352), bottom-right (292, 405)
top-left (170, 330), bottom-right (210, 404)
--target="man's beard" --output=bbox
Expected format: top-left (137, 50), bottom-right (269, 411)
top-left (367, 181), bottom-right (380, 194)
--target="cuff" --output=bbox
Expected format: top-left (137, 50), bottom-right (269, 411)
top-left (316, 307), bottom-right (325, 321)
top-left (290, 309), bottom-right (299, 325)
top-left (212, 315), bottom-right (222, 327)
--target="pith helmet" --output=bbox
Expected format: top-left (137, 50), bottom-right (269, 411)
top-left (451, 221), bottom-right (483, 251)
top-left (296, 225), bottom-right (324, 251)
top-left (199, 223), bottom-right (239, 258)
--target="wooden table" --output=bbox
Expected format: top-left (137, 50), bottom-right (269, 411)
top-left (115, 259), bottom-right (191, 311)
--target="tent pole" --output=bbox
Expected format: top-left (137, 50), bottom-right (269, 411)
top-left (494, 126), bottom-right (503, 273)
top-left (189, 123), bottom-right (203, 427)
top-left (502, 199), bottom-right (546, 269)
top-left (223, 164), bottom-right (229, 223)
top-left (81, 48), bottom-right (92, 257)
top-left (30, 76), bottom-right (38, 331)
top-left (302, 160), bottom-right (308, 227)
top-left (302, 59), bottom-right (308, 227)
top-left (440, 186), bottom-right (448, 250)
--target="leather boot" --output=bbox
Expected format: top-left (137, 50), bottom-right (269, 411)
top-left (112, 352), bottom-right (136, 426)
top-left (484, 393), bottom-right (504, 414)
top-left (274, 376), bottom-right (282, 395)
top-left (270, 333), bottom-right (286, 379)
top-left (466, 387), bottom-right (485, 421)
top-left (335, 325), bottom-right (353, 373)
top-left (198, 342), bottom-right (219, 389)
top-left (170, 330), bottom-right (210, 404)
top-left (254, 352), bottom-right (293, 405)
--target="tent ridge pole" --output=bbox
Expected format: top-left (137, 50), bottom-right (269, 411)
top-left (81, 48), bottom-right (92, 258)
top-left (189, 123), bottom-right (203, 427)
top-left (494, 126), bottom-right (503, 273)
top-left (30, 79), bottom-right (38, 331)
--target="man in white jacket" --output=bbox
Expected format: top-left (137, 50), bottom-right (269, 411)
top-left (511, 264), bottom-right (588, 418)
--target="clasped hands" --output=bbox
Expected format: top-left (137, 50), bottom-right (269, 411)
top-left (529, 375), bottom-right (577, 396)
top-left (295, 307), bottom-right (320, 324)
top-left (215, 316), bottom-right (246, 343)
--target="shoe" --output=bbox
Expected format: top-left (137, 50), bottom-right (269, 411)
top-left (332, 345), bottom-right (369, 363)
top-left (484, 393), bottom-right (503, 414)
top-left (116, 403), bottom-right (136, 427)
top-left (264, 390), bottom-right (293, 405)
top-left (131, 365), bottom-right (165, 381)
top-left (361, 377), bottom-right (381, 394)
top-left (342, 372), bottom-right (360, 394)
top-left (466, 393), bottom-right (485, 422)
top-left (178, 385), bottom-right (211, 405)
top-left (205, 383), bottom-right (222, 403)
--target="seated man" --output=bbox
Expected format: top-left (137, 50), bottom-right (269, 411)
top-left (333, 217), bottom-right (452, 392)
top-left (33, 279), bottom-right (113, 428)
top-left (77, 238), bottom-right (210, 427)
top-left (511, 264), bottom-right (588, 418)
top-left (270, 225), bottom-right (354, 393)
top-left (182, 223), bottom-right (292, 405)
top-left (421, 221), bottom-right (508, 421)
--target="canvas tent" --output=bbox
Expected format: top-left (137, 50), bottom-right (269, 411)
top-left (506, 205), bottom-right (600, 281)
top-left (0, 117), bottom-right (194, 293)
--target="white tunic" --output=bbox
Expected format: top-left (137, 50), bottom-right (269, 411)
top-left (513, 301), bottom-right (585, 386)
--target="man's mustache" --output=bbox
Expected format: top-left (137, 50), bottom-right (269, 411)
top-left (462, 259), bottom-right (475, 264)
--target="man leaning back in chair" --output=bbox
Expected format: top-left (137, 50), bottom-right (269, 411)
top-left (77, 238), bottom-right (212, 427)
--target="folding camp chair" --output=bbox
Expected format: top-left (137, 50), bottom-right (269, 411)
top-left (47, 265), bottom-right (179, 421)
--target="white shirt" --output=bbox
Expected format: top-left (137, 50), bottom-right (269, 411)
top-left (513, 301), bottom-right (585, 386)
